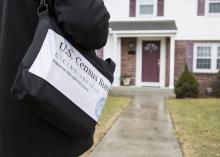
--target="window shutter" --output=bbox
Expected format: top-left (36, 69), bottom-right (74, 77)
top-left (198, 0), bottom-right (205, 16)
top-left (186, 43), bottom-right (194, 72)
top-left (157, 0), bottom-right (164, 16)
top-left (130, 0), bottom-right (136, 17)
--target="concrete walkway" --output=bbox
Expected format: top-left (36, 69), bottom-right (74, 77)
top-left (90, 88), bottom-right (183, 157)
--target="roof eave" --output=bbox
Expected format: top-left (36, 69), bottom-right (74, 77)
top-left (109, 30), bottom-right (177, 34)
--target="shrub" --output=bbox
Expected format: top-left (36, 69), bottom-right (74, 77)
top-left (175, 65), bottom-right (199, 98)
top-left (212, 70), bottom-right (220, 97)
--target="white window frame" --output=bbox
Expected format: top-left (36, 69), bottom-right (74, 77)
top-left (217, 46), bottom-right (220, 69)
top-left (136, 0), bottom-right (157, 17)
top-left (205, 0), bottom-right (220, 16)
top-left (193, 43), bottom-right (220, 73)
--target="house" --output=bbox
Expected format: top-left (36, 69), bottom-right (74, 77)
top-left (100, 0), bottom-right (220, 94)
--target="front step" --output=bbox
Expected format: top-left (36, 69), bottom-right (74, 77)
top-left (109, 87), bottom-right (175, 98)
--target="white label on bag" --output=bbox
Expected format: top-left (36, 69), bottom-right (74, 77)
top-left (29, 29), bottom-right (112, 121)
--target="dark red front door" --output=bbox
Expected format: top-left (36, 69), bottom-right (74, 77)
top-left (142, 41), bottom-right (160, 82)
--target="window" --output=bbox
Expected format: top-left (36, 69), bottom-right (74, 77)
top-left (217, 47), bottom-right (220, 69)
top-left (196, 46), bottom-right (211, 69)
top-left (208, 0), bottom-right (220, 14)
top-left (144, 43), bottom-right (158, 52)
top-left (194, 44), bottom-right (220, 73)
top-left (138, 0), bottom-right (156, 16)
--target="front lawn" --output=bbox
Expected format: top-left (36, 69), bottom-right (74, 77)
top-left (167, 99), bottom-right (220, 157)
top-left (80, 96), bottom-right (131, 157)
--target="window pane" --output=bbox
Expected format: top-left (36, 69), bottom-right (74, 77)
top-left (140, 5), bottom-right (153, 14)
top-left (218, 47), bottom-right (220, 57)
top-left (209, 3), bottom-right (220, 13)
top-left (140, 0), bottom-right (153, 4)
top-left (217, 59), bottom-right (220, 69)
top-left (197, 46), bottom-right (211, 57)
top-left (196, 59), bottom-right (211, 69)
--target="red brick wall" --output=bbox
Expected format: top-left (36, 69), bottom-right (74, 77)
top-left (195, 74), bottom-right (217, 95)
top-left (121, 38), bottom-right (137, 85)
top-left (175, 41), bottom-right (188, 81)
top-left (175, 40), bottom-right (220, 95)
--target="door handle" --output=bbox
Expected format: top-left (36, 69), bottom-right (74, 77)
top-left (158, 60), bottom-right (160, 66)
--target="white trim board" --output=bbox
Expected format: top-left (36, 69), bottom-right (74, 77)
top-left (114, 33), bottom-right (176, 38)
top-left (109, 18), bottom-right (176, 22)
top-left (109, 30), bottom-right (177, 34)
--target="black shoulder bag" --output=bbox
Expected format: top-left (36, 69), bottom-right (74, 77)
top-left (11, 0), bottom-right (115, 139)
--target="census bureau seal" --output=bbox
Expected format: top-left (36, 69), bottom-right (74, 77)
top-left (95, 97), bottom-right (106, 120)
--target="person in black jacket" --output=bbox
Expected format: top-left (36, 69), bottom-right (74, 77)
top-left (0, 0), bottom-right (110, 157)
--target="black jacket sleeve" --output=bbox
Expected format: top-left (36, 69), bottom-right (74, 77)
top-left (53, 0), bottom-right (110, 50)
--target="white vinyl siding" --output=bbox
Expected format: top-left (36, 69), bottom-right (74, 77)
top-left (103, 35), bottom-right (114, 60)
top-left (193, 43), bottom-right (220, 73)
top-left (103, 0), bottom-right (129, 19)
top-left (103, 0), bottom-right (220, 40)
top-left (165, 0), bottom-right (220, 40)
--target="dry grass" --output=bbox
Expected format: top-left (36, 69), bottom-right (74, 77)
top-left (167, 99), bottom-right (220, 157)
top-left (80, 96), bottom-right (131, 157)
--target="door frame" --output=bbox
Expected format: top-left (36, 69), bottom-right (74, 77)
top-left (136, 37), bottom-right (166, 87)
